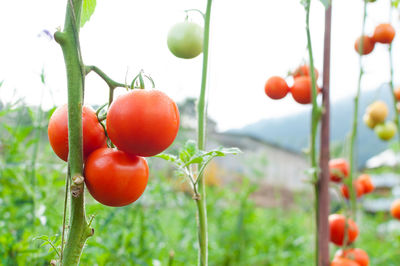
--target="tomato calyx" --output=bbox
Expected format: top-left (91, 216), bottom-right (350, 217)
top-left (130, 70), bottom-right (155, 90)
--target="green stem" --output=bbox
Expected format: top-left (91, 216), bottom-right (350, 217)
top-left (348, 0), bottom-right (367, 220)
top-left (304, 1), bottom-right (321, 264)
top-left (54, 0), bottom-right (93, 265)
top-left (388, 25), bottom-right (400, 144)
top-left (195, 1), bottom-right (213, 265)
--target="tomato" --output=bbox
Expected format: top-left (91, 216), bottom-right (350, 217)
top-left (341, 181), bottom-right (364, 200)
top-left (394, 87), bottom-right (400, 102)
top-left (329, 158), bottom-right (349, 183)
top-left (292, 65), bottom-right (319, 80)
top-left (264, 76), bottom-right (289, 99)
top-left (354, 35), bottom-right (375, 55)
top-left (357, 174), bottom-right (374, 194)
top-left (334, 248), bottom-right (369, 266)
top-left (84, 148), bottom-right (149, 207)
top-left (167, 21), bottom-right (203, 59)
top-left (331, 257), bottom-right (360, 266)
top-left (373, 23), bottom-right (395, 44)
top-left (391, 199), bottom-right (400, 220)
top-left (106, 89), bottom-right (180, 157)
top-left (366, 100), bottom-right (388, 124)
top-left (290, 76), bottom-right (320, 104)
top-left (363, 114), bottom-right (377, 129)
top-left (374, 121), bottom-right (397, 141)
top-left (329, 214), bottom-right (359, 246)
top-left (48, 104), bottom-right (107, 162)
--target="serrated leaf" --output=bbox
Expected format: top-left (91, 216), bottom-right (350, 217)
top-left (155, 153), bottom-right (177, 163)
top-left (183, 140), bottom-right (197, 156)
top-left (33, 235), bottom-right (49, 241)
top-left (81, 0), bottom-right (97, 28)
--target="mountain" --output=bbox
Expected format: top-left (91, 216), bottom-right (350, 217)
top-left (229, 84), bottom-right (397, 168)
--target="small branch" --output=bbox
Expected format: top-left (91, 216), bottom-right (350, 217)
top-left (85, 65), bottom-right (130, 89)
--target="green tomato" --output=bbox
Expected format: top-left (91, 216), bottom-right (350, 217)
top-left (374, 121), bottom-right (397, 141)
top-left (167, 21), bottom-right (203, 59)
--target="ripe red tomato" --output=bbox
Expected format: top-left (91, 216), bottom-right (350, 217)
top-left (264, 76), bottom-right (289, 99)
top-left (357, 174), bottom-right (374, 194)
top-left (290, 76), bottom-right (320, 104)
top-left (373, 23), bottom-right (395, 44)
top-left (48, 104), bottom-right (107, 162)
top-left (106, 89), bottom-right (180, 157)
top-left (84, 148), bottom-right (149, 207)
top-left (394, 87), bottom-right (400, 102)
top-left (329, 214), bottom-right (359, 246)
top-left (341, 180), bottom-right (364, 200)
top-left (354, 35), bottom-right (375, 55)
top-left (330, 257), bottom-right (360, 266)
top-left (329, 158), bottom-right (349, 183)
top-left (391, 199), bottom-right (400, 220)
top-left (334, 248), bottom-right (369, 266)
top-left (292, 65), bottom-right (319, 80)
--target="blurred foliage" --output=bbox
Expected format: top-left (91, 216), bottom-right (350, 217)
top-left (1, 102), bottom-right (400, 266)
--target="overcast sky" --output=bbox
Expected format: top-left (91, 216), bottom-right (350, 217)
top-left (0, 0), bottom-right (399, 131)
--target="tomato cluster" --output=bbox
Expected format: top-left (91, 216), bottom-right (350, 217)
top-left (331, 248), bottom-right (369, 266)
top-left (363, 100), bottom-right (397, 141)
top-left (48, 89), bottom-right (180, 207)
top-left (264, 65), bottom-right (320, 104)
top-left (354, 23), bottom-right (396, 55)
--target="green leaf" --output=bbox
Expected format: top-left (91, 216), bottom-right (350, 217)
top-left (179, 140), bottom-right (198, 163)
top-left (155, 153), bottom-right (177, 163)
top-left (81, 0), bottom-right (97, 28)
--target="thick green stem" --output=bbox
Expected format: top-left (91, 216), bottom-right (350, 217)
top-left (195, 1), bottom-right (213, 265)
top-left (348, 0), bottom-right (367, 220)
top-left (55, 0), bottom-right (92, 265)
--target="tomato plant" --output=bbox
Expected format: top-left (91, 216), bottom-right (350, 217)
top-left (372, 23), bottom-right (395, 44)
top-left (167, 21), bottom-right (204, 59)
top-left (334, 248), bottom-right (369, 266)
top-left (264, 76), bottom-right (289, 99)
top-left (48, 104), bottom-right (107, 161)
top-left (84, 148), bottom-right (149, 207)
top-left (106, 89), bottom-right (180, 157)
top-left (329, 214), bottom-right (359, 246)
top-left (329, 158), bottom-right (349, 183)
top-left (354, 35), bottom-right (375, 55)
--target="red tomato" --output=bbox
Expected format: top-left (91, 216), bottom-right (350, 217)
top-left (341, 180), bottom-right (364, 200)
top-left (331, 257), bottom-right (360, 266)
top-left (292, 65), bottom-right (319, 80)
top-left (394, 87), bottom-right (400, 102)
top-left (264, 76), bottom-right (289, 100)
top-left (357, 174), bottom-right (374, 194)
top-left (329, 158), bottom-right (349, 183)
top-left (335, 248), bottom-right (369, 266)
top-left (329, 214), bottom-right (359, 246)
top-left (290, 76), bottom-right (320, 104)
top-left (391, 199), bottom-right (400, 220)
top-left (106, 89), bottom-right (180, 157)
top-left (354, 35), bottom-right (375, 55)
top-left (84, 148), bottom-right (149, 207)
top-left (48, 104), bottom-right (107, 162)
top-left (373, 23), bottom-right (395, 44)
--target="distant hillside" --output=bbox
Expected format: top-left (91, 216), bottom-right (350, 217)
top-left (229, 84), bottom-right (397, 168)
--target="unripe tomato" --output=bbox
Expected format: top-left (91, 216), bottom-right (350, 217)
top-left (329, 158), bottom-right (349, 183)
top-left (374, 121), bottom-right (397, 141)
top-left (341, 181), bottom-right (364, 200)
top-left (290, 76), bottom-right (320, 104)
top-left (84, 148), bottom-right (149, 207)
top-left (48, 104), bottom-right (107, 162)
top-left (292, 65), bottom-right (319, 80)
top-left (363, 113), bottom-right (377, 129)
top-left (358, 174), bottom-right (374, 194)
top-left (106, 89), bottom-right (180, 157)
top-left (366, 101), bottom-right (388, 124)
top-left (264, 76), bottom-right (289, 99)
top-left (354, 35), bottom-right (375, 55)
top-left (330, 257), bottom-right (360, 266)
top-left (167, 21), bottom-right (203, 59)
top-left (329, 214), bottom-right (359, 246)
top-left (334, 248), bottom-right (369, 266)
top-left (391, 199), bottom-right (400, 220)
top-left (373, 23), bottom-right (395, 44)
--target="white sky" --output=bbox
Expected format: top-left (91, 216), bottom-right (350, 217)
top-left (0, 0), bottom-right (399, 131)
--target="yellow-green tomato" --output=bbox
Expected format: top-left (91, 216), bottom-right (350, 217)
top-left (375, 121), bottom-right (397, 141)
top-left (363, 114), bottom-right (377, 129)
top-left (167, 21), bottom-right (203, 59)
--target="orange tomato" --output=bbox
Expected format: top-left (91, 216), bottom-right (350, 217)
top-left (292, 65), bottom-right (319, 80)
top-left (354, 35), bottom-right (375, 55)
top-left (373, 23), bottom-right (395, 44)
top-left (357, 174), bottom-right (374, 194)
top-left (290, 76), bottom-right (320, 104)
top-left (329, 158), bottom-right (349, 183)
top-left (341, 181), bottom-right (364, 200)
top-left (334, 248), bottom-right (369, 266)
top-left (264, 76), bottom-right (289, 100)
top-left (391, 199), bottom-right (400, 220)
top-left (329, 214), bottom-right (359, 246)
top-left (331, 257), bottom-right (360, 266)
top-left (394, 87), bottom-right (400, 102)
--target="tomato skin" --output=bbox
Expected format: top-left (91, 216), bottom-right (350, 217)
top-left (106, 89), bottom-right (180, 157)
top-left (357, 174), bottom-right (374, 194)
top-left (48, 104), bottom-right (107, 162)
top-left (329, 214), bottom-right (359, 246)
top-left (329, 158), bottom-right (349, 183)
top-left (394, 87), bottom-right (400, 101)
top-left (334, 248), bottom-right (369, 266)
top-left (290, 76), bottom-right (319, 104)
top-left (330, 257), bottom-right (360, 266)
top-left (374, 121), bottom-right (397, 141)
top-left (373, 23), bottom-right (395, 44)
top-left (391, 199), bottom-right (400, 220)
top-left (293, 65), bottom-right (319, 80)
top-left (341, 180), bottom-right (364, 200)
top-left (167, 21), bottom-right (203, 59)
top-left (264, 76), bottom-right (289, 99)
top-left (84, 148), bottom-right (149, 207)
top-left (354, 35), bottom-right (375, 55)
